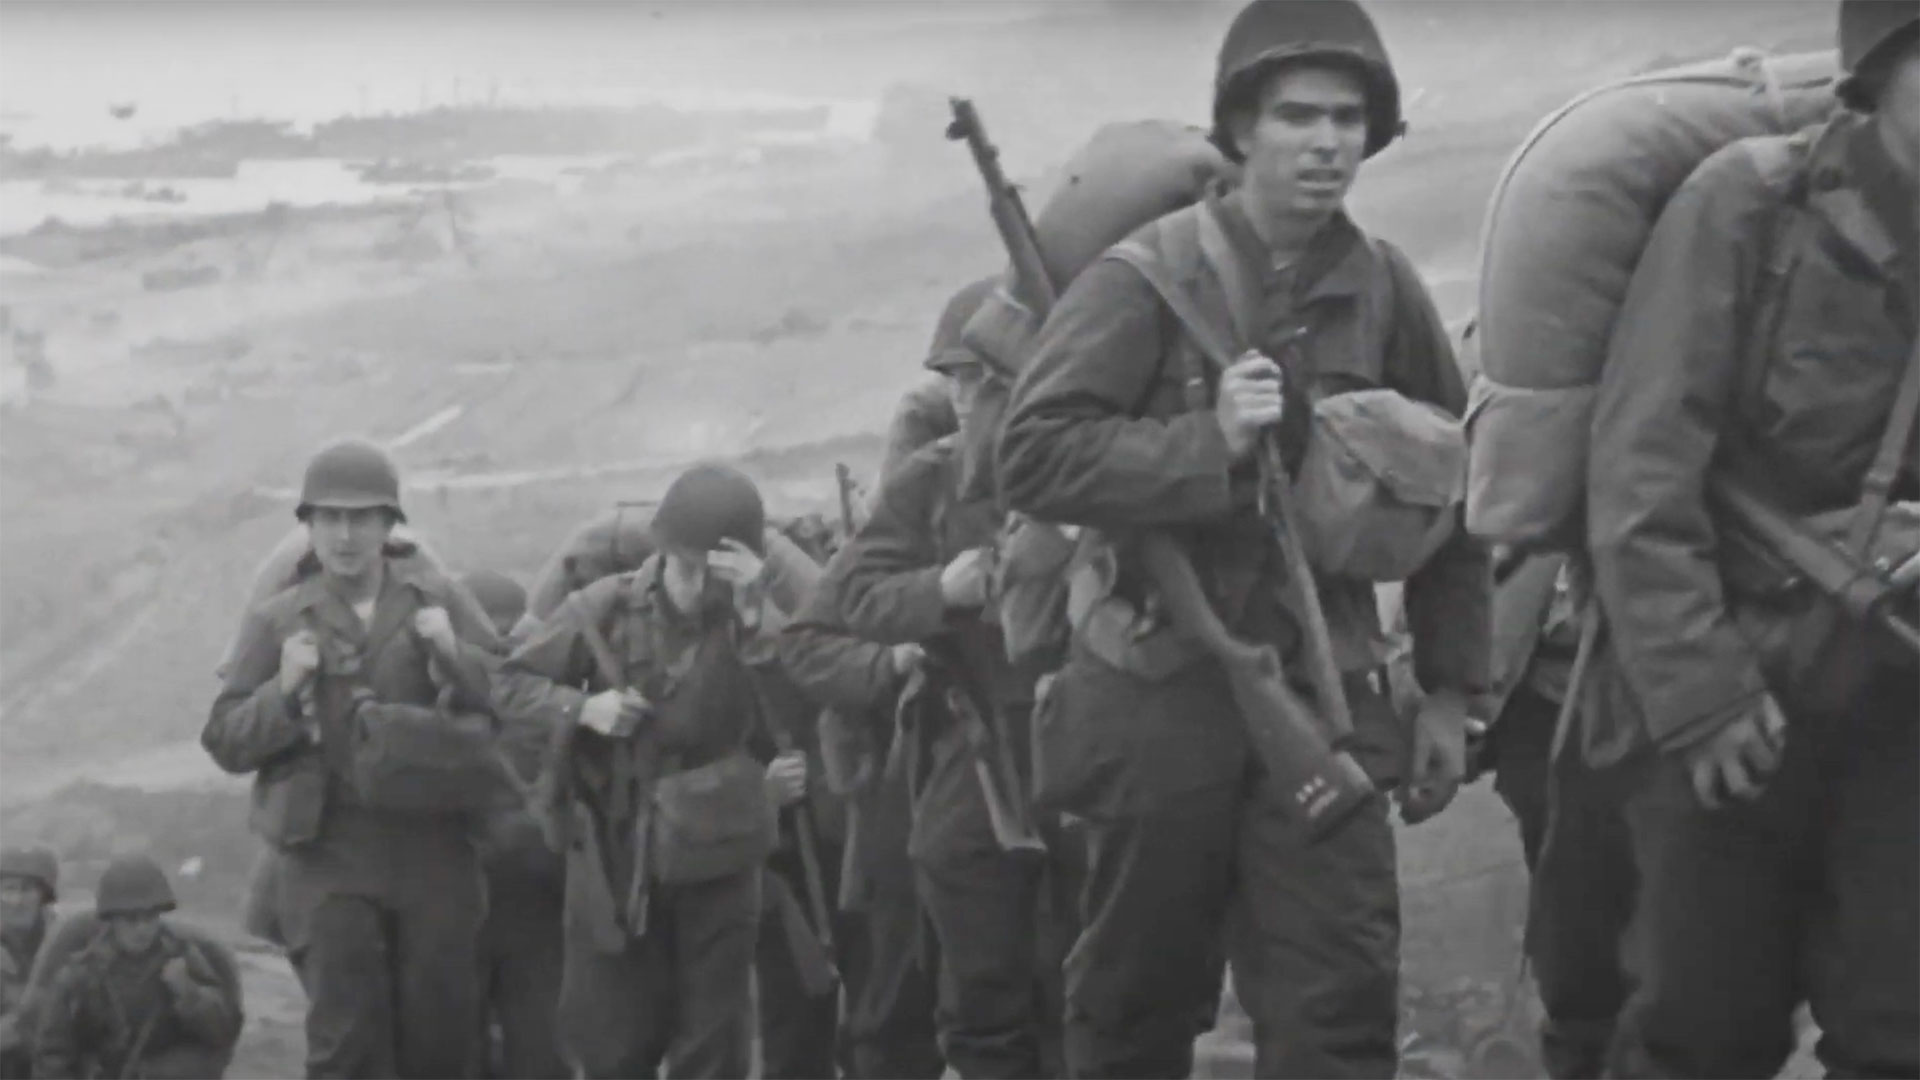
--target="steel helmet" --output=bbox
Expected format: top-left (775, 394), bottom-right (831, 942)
top-left (924, 277), bottom-right (1000, 374)
top-left (1211, 0), bottom-right (1404, 162)
top-left (651, 463), bottom-right (766, 555)
top-left (459, 569), bottom-right (528, 633)
top-left (95, 854), bottom-right (177, 917)
top-left (296, 439), bottom-right (405, 522)
top-left (0, 846), bottom-right (58, 902)
top-left (1837, 0), bottom-right (1919, 111)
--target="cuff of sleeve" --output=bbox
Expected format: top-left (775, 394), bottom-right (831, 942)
top-left (1655, 689), bottom-right (1766, 755)
top-left (904, 568), bottom-right (955, 637)
top-left (1182, 413), bottom-right (1239, 513)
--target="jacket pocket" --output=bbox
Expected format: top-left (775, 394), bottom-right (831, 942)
top-left (250, 750), bottom-right (328, 850)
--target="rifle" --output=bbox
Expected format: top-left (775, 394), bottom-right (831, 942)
top-left (927, 657), bottom-right (1047, 857)
top-left (766, 719), bottom-right (842, 998)
top-left (1711, 475), bottom-right (1920, 653)
top-left (1109, 245), bottom-right (1378, 839)
top-left (1138, 535), bottom-right (1375, 836)
top-left (946, 98), bottom-right (1057, 320)
top-left (835, 462), bottom-right (859, 538)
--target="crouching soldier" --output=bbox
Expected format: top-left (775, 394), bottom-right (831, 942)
top-left (462, 569), bottom-right (570, 1080)
top-left (494, 463), bottom-right (808, 1078)
top-left (205, 438), bottom-right (503, 1078)
top-left (33, 855), bottom-right (242, 1079)
top-left (0, 847), bottom-right (57, 1079)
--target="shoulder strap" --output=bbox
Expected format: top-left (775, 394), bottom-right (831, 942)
top-left (1733, 133), bottom-right (1919, 556)
top-left (1849, 340), bottom-right (1920, 558)
top-left (569, 588), bottom-right (625, 690)
top-left (1736, 134), bottom-right (1818, 421)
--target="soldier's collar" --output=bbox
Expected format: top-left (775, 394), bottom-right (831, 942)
top-left (1206, 189), bottom-right (1369, 303)
top-left (1805, 113), bottom-right (1907, 279)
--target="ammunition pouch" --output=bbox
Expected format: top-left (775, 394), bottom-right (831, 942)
top-left (650, 753), bottom-right (777, 886)
top-left (346, 688), bottom-right (515, 815)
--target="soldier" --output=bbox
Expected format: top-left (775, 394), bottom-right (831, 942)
top-left (1589, 4), bottom-right (1918, 1076)
top-left (206, 438), bottom-right (502, 1078)
top-left (493, 463), bottom-right (809, 1078)
top-left (32, 855), bottom-right (242, 1079)
top-left (773, 368), bottom-right (983, 1080)
top-left (998, 2), bottom-right (1488, 1075)
top-left (1477, 556), bottom-right (1633, 1079)
top-left (834, 278), bottom-right (1080, 1079)
top-left (460, 569), bottom-right (570, 1080)
top-left (0, 846), bottom-right (57, 1079)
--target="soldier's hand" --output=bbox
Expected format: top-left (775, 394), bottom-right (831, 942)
top-left (411, 606), bottom-right (457, 656)
top-left (160, 956), bottom-right (195, 996)
top-left (888, 643), bottom-right (925, 678)
top-left (1889, 548), bottom-right (1920, 594)
top-left (710, 538), bottom-right (767, 588)
top-left (279, 630), bottom-right (320, 698)
top-left (1686, 694), bottom-right (1787, 809)
top-left (1399, 691), bottom-right (1469, 825)
top-left (940, 547), bottom-right (992, 609)
top-left (1215, 351), bottom-right (1286, 460)
top-left (579, 688), bottom-right (647, 737)
top-left (765, 751), bottom-right (808, 807)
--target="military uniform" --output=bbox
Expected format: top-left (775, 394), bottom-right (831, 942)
top-left (835, 435), bottom-right (1079, 1080)
top-left (206, 554), bottom-right (499, 1078)
top-left (999, 179), bottom-right (1486, 1075)
top-left (779, 546), bottom-right (946, 1080)
top-left (32, 924), bottom-right (240, 1080)
top-left (1590, 102), bottom-right (1918, 1078)
top-left (1480, 557), bottom-right (1633, 1079)
top-left (0, 922), bottom-right (47, 1080)
top-left (493, 551), bottom-right (783, 1079)
top-left (476, 646), bottom-right (570, 1079)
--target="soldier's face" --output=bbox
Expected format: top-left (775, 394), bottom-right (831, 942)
top-left (0, 878), bottom-right (44, 931)
top-left (106, 910), bottom-right (163, 955)
top-left (943, 359), bottom-right (1001, 427)
top-left (1877, 42), bottom-right (1920, 180)
top-left (306, 506), bottom-right (395, 580)
top-left (1234, 63), bottom-right (1369, 218)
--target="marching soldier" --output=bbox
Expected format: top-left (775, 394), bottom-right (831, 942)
top-left (1589, 3), bottom-right (1919, 1075)
top-left (998, 2), bottom-right (1488, 1075)
top-left (206, 438), bottom-right (502, 1078)
top-left (834, 279), bottom-right (1081, 1079)
top-left (492, 463), bottom-right (810, 1078)
top-left (461, 569), bottom-right (571, 1080)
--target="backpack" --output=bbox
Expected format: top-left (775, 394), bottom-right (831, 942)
top-left (1466, 47), bottom-right (1841, 550)
top-left (971, 120), bottom-right (1237, 673)
top-left (524, 502), bottom-right (658, 623)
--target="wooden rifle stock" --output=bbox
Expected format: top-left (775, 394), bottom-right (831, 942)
top-left (1138, 533), bottom-right (1374, 837)
top-left (767, 721), bottom-right (842, 997)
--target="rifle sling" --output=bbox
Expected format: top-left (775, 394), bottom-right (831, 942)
top-left (1105, 233), bottom-right (1356, 738)
top-left (1846, 337), bottom-right (1920, 560)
